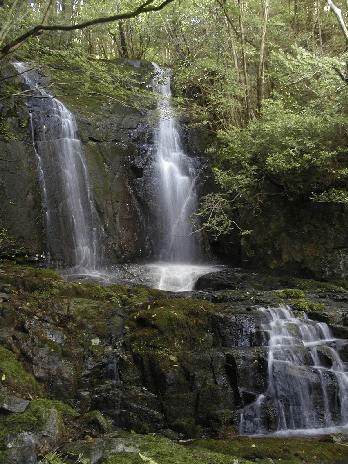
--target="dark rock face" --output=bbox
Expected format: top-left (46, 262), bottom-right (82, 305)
top-left (0, 63), bottom-right (44, 259)
top-left (0, 266), bottom-right (273, 438)
top-left (241, 199), bottom-right (348, 280)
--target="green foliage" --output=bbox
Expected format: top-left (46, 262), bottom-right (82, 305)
top-left (194, 193), bottom-right (233, 238)
top-left (39, 453), bottom-right (68, 464)
top-left (311, 188), bottom-right (348, 204)
top-left (0, 227), bottom-right (13, 245)
top-left (198, 42), bottom-right (348, 235)
top-left (0, 117), bottom-right (16, 141)
top-left (217, 98), bottom-right (348, 198)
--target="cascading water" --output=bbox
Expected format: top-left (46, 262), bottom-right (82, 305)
top-left (14, 62), bottom-right (101, 271)
top-left (239, 305), bottom-right (348, 436)
top-left (152, 64), bottom-right (199, 262)
top-left (145, 64), bottom-right (220, 291)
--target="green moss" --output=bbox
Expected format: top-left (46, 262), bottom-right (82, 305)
top-left (104, 433), bottom-right (254, 464)
top-left (126, 298), bottom-right (220, 365)
top-left (0, 399), bottom-right (78, 450)
top-left (16, 48), bottom-right (155, 117)
top-left (274, 288), bottom-right (305, 299)
top-left (0, 117), bottom-right (17, 142)
top-left (290, 298), bottom-right (326, 312)
top-left (39, 452), bottom-right (68, 464)
top-left (105, 454), bottom-right (144, 464)
top-left (80, 410), bottom-right (113, 433)
top-left (30, 398), bottom-right (78, 418)
top-left (191, 436), bottom-right (348, 463)
top-left (288, 277), bottom-right (348, 293)
top-left (0, 228), bottom-right (14, 246)
top-left (0, 261), bottom-right (63, 294)
top-left (0, 346), bottom-right (42, 397)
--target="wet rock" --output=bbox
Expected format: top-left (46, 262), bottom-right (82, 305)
top-left (6, 432), bottom-right (38, 464)
top-left (194, 269), bottom-right (248, 291)
top-left (61, 435), bottom-right (139, 464)
top-left (41, 408), bottom-right (62, 447)
top-left (211, 312), bottom-right (267, 348)
top-left (0, 395), bottom-right (29, 414)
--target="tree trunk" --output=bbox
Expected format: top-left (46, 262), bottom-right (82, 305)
top-left (118, 21), bottom-right (129, 58)
top-left (257, 0), bottom-right (270, 115)
top-left (238, 0), bottom-right (252, 122)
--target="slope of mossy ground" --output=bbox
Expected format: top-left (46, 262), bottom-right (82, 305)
top-left (0, 261), bottom-right (348, 463)
top-left (60, 432), bottom-right (348, 464)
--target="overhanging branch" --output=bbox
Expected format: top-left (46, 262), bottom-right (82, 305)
top-left (324, 0), bottom-right (348, 45)
top-left (0, 0), bottom-right (175, 58)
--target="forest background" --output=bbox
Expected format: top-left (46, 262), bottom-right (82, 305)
top-left (1, 0), bottom-right (348, 268)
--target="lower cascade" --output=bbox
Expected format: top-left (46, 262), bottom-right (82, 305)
top-left (239, 305), bottom-right (348, 436)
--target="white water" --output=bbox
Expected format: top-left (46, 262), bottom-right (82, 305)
top-left (152, 64), bottom-right (200, 263)
top-left (145, 65), bottom-right (221, 291)
top-left (15, 61), bottom-right (218, 292)
top-left (14, 62), bottom-right (100, 271)
top-left (144, 263), bottom-right (221, 292)
top-left (239, 305), bottom-right (348, 436)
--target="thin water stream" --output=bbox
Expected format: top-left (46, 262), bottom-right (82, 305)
top-left (14, 61), bottom-right (101, 271)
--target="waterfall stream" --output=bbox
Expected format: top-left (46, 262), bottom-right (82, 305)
top-left (14, 62), bottom-right (101, 271)
top-left (145, 64), bottom-right (219, 291)
top-left (239, 306), bottom-right (348, 436)
top-left (152, 64), bottom-right (200, 262)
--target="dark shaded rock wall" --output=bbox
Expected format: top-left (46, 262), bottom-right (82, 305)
top-left (0, 63), bottom-right (44, 257)
top-left (242, 198), bottom-right (348, 281)
top-left (77, 107), bottom-right (156, 263)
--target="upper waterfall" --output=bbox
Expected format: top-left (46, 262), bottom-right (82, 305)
top-left (152, 64), bottom-right (200, 262)
top-left (13, 61), bottom-right (101, 270)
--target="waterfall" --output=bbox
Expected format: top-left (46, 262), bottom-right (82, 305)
top-left (239, 306), bottom-right (348, 436)
top-left (14, 62), bottom-right (101, 270)
top-left (14, 60), bottom-right (219, 291)
top-left (152, 64), bottom-right (200, 262)
top-left (141, 64), bottom-right (221, 291)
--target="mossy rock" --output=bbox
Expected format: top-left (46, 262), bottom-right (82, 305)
top-left (0, 346), bottom-right (42, 398)
top-left (125, 297), bottom-right (219, 359)
top-left (60, 431), bottom-right (348, 464)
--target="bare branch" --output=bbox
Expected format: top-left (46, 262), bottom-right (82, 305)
top-left (324, 0), bottom-right (348, 45)
top-left (0, 0), bottom-right (175, 59)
